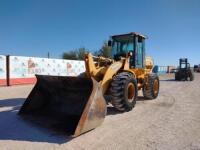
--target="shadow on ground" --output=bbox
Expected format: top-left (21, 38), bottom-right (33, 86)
top-left (106, 96), bottom-right (152, 115)
top-left (0, 98), bottom-right (72, 144)
top-left (0, 96), bottom-right (156, 143)
top-left (106, 106), bottom-right (121, 115)
top-left (136, 96), bottom-right (153, 101)
top-left (159, 79), bottom-right (176, 82)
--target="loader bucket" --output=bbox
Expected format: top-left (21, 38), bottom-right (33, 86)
top-left (19, 75), bottom-right (107, 137)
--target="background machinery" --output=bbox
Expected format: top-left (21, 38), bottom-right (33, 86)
top-left (19, 32), bottom-right (159, 137)
top-left (194, 64), bottom-right (200, 72)
top-left (175, 58), bottom-right (194, 81)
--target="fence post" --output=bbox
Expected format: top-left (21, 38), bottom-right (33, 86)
top-left (6, 55), bottom-right (10, 86)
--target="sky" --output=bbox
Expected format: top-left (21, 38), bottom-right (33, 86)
top-left (0, 0), bottom-right (200, 66)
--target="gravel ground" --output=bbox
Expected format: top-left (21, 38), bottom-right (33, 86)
top-left (0, 73), bottom-right (200, 150)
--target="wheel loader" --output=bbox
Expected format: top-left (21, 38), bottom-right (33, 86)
top-left (19, 32), bottom-right (159, 137)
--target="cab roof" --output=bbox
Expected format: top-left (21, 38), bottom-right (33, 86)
top-left (111, 32), bottom-right (147, 39)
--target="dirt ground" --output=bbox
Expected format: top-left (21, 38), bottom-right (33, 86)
top-left (0, 73), bottom-right (200, 150)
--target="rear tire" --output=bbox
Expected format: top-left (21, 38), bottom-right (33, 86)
top-left (143, 74), bottom-right (159, 99)
top-left (189, 71), bottom-right (194, 81)
top-left (109, 72), bottom-right (138, 112)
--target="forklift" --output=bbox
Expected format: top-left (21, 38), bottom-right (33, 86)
top-left (175, 58), bottom-right (194, 81)
top-left (194, 64), bottom-right (200, 72)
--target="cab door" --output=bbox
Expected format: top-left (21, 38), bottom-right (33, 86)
top-left (135, 37), bottom-right (145, 68)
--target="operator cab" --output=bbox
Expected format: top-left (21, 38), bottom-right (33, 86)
top-left (109, 32), bottom-right (146, 69)
top-left (179, 58), bottom-right (190, 70)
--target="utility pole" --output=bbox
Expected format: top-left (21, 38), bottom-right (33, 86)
top-left (47, 52), bottom-right (50, 58)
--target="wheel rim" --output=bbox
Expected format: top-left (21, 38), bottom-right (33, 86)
top-left (127, 83), bottom-right (135, 102)
top-left (153, 79), bottom-right (159, 95)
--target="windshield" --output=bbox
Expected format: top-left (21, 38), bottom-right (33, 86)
top-left (112, 40), bottom-right (134, 59)
top-left (180, 63), bottom-right (186, 69)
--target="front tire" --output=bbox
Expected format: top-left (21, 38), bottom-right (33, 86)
top-left (109, 72), bottom-right (138, 112)
top-left (175, 73), bottom-right (180, 81)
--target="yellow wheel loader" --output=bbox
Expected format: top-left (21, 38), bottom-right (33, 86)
top-left (19, 32), bottom-right (159, 137)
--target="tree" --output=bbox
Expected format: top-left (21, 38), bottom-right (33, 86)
top-left (77, 47), bottom-right (88, 60)
top-left (62, 41), bottom-right (112, 60)
top-left (62, 50), bottom-right (77, 60)
top-left (94, 41), bottom-right (112, 58)
top-left (62, 47), bottom-right (88, 60)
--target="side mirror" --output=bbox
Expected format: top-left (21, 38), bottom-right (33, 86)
top-left (128, 52), bottom-right (133, 57)
top-left (108, 40), bottom-right (112, 47)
